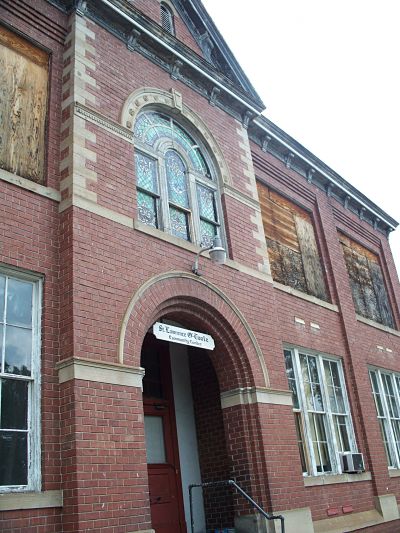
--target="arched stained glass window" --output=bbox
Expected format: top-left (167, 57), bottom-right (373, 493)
top-left (134, 110), bottom-right (222, 247)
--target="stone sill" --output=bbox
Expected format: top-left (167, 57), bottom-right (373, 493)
top-left (0, 168), bottom-right (60, 202)
top-left (0, 490), bottom-right (62, 511)
top-left (273, 282), bottom-right (339, 313)
top-left (356, 315), bottom-right (400, 337)
top-left (389, 469), bottom-right (400, 478)
top-left (304, 471), bottom-right (372, 487)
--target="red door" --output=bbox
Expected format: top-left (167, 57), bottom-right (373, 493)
top-left (142, 334), bottom-right (187, 533)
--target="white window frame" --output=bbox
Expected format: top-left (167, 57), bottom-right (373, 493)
top-left (369, 367), bottom-right (400, 469)
top-left (0, 265), bottom-right (42, 493)
top-left (134, 112), bottom-right (224, 248)
top-left (284, 346), bottom-right (357, 477)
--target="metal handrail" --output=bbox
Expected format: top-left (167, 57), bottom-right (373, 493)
top-left (188, 479), bottom-right (285, 533)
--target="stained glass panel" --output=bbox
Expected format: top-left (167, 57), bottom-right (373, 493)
top-left (169, 207), bottom-right (189, 241)
top-left (137, 191), bottom-right (157, 228)
top-left (165, 150), bottom-right (189, 208)
top-left (200, 220), bottom-right (216, 248)
top-left (197, 185), bottom-right (216, 221)
top-left (135, 152), bottom-right (158, 193)
top-left (134, 111), bottom-right (210, 177)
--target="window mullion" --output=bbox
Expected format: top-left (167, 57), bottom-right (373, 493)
top-left (293, 350), bottom-right (317, 476)
top-left (378, 372), bottom-right (400, 468)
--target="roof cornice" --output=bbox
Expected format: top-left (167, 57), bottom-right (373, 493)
top-left (249, 116), bottom-right (398, 235)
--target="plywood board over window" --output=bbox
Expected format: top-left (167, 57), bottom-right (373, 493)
top-left (0, 25), bottom-right (48, 184)
top-left (257, 182), bottom-right (328, 301)
top-left (339, 234), bottom-right (395, 329)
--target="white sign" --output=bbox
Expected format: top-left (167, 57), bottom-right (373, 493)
top-left (153, 322), bottom-right (215, 350)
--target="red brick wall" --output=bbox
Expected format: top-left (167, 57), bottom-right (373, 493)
top-left (1, 0), bottom-right (400, 531)
top-left (190, 351), bottom-right (235, 530)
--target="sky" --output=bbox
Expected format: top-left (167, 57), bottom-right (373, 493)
top-left (202, 0), bottom-right (400, 277)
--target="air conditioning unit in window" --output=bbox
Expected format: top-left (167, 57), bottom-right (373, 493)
top-left (340, 452), bottom-right (365, 473)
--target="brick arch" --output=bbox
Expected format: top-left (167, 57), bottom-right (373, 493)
top-left (118, 271), bottom-right (269, 389)
top-left (120, 86), bottom-right (232, 185)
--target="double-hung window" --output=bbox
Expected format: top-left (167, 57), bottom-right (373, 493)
top-left (0, 268), bottom-right (41, 492)
top-left (369, 368), bottom-right (400, 468)
top-left (134, 110), bottom-right (222, 248)
top-left (284, 347), bottom-right (356, 476)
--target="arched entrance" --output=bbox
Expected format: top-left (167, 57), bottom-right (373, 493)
top-left (119, 273), bottom-right (271, 532)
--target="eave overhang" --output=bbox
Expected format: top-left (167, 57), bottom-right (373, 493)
top-left (248, 116), bottom-right (398, 237)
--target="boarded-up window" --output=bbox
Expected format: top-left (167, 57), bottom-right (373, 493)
top-left (257, 182), bottom-right (328, 301)
top-left (0, 26), bottom-right (48, 184)
top-left (339, 234), bottom-right (395, 328)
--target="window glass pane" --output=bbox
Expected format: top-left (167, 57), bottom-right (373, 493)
top-left (134, 112), bottom-right (170, 146)
top-left (6, 279), bottom-right (32, 328)
top-left (1, 379), bottom-right (28, 429)
top-left (0, 275), bottom-right (5, 320)
top-left (334, 415), bottom-right (350, 452)
top-left (144, 416), bottom-right (166, 464)
top-left (370, 371), bottom-right (385, 417)
top-left (382, 374), bottom-right (399, 418)
top-left (284, 350), bottom-right (299, 409)
top-left (391, 419), bottom-right (400, 458)
top-left (169, 207), bottom-right (189, 241)
top-left (308, 355), bottom-right (319, 384)
top-left (312, 384), bottom-right (324, 411)
top-left (137, 191), bottom-right (158, 228)
top-left (197, 185), bottom-right (217, 222)
top-left (380, 419), bottom-right (395, 467)
top-left (311, 413), bottom-right (331, 472)
top-left (294, 413), bottom-right (307, 473)
top-left (0, 431), bottom-right (28, 486)
top-left (135, 152), bottom-right (158, 193)
top-left (4, 326), bottom-right (32, 376)
top-left (199, 220), bottom-right (216, 248)
top-left (165, 150), bottom-right (189, 208)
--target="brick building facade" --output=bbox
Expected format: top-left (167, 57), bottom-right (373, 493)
top-left (0, 1), bottom-right (400, 532)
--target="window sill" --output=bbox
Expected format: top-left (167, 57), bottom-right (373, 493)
top-left (273, 282), bottom-right (339, 313)
top-left (304, 471), bottom-right (372, 487)
top-left (388, 469), bottom-right (400, 478)
top-left (356, 315), bottom-right (400, 337)
top-left (0, 490), bottom-right (62, 511)
top-left (0, 168), bottom-right (60, 202)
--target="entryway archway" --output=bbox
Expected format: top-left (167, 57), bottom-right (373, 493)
top-left (120, 272), bottom-right (271, 532)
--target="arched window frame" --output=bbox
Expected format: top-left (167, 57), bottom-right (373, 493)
top-left (134, 109), bottom-right (224, 248)
top-left (160, 2), bottom-right (175, 35)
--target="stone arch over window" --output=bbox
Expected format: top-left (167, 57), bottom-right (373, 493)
top-left (121, 87), bottom-right (232, 187)
top-left (118, 271), bottom-right (269, 390)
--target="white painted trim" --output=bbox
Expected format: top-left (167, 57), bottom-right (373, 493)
top-left (220, 387), bottom-right (293, 409)
top-left (274, 281), bottom-right (339, 312)
top-left (357, 314), bottom-right (400, 337)
top-left (0, 168), bottom-right (60, 202)
top-left (304, 471), bottom-right (372, 487)
top-left (56, 357), bottom-right (145, 388)
top-left (0, 490), bottom-right (62, 511)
